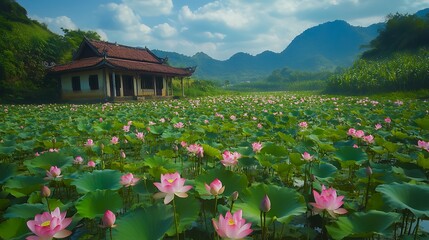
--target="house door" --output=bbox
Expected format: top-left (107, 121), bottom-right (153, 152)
top-left (123, 75), bottom-right (134, 96)
top-left (156, 77), bottom-right (163, 96)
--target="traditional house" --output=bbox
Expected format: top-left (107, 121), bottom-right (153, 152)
top-left (50, 38), bottom-right (195, 101)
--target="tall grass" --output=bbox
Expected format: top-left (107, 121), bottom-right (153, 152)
top-left (327, 49), bottom-right (429, 94)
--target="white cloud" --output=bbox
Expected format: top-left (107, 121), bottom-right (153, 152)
top-left (153, 23), bottom-right (177, 38)
top-left (203, 31), bottom-right (226, 40)
top-left (122, 0), bottom-right (173, 16)
top-left (95, 29), bottom-right (109, 41)
top-left (32, 15), bottom-right (77, 34)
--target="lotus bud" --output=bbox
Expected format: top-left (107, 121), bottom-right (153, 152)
top-left (120, 150), bottom-right (126, 159)
top-left (231, 191), bottom-right (239, 201)
top-left (41, 185), bottom-right (51, 198)
top-left (366, 166), bottom-right (373, 177)
top-left (260, 194), bottom-right (271, 213)
top-left (102, 210), bottom-right (116, 228)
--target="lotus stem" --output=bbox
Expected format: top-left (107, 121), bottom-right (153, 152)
top-left (214, 195), bottom-right (218, 218)
top-left (364, 174), bottom-right (371, 209)
top-left (109, 227), bottom-right (113, 240)
top-left (45, 197), bottom-right (51, 212)
top-left (172, 198), bottom-right (179, 240)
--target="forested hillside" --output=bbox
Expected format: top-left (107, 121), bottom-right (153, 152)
top-left (0, 0), bottom-right (100, 102)
top-left (327, 11), bottom-right (429, 93)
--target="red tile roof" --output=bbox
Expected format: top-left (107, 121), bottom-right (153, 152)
top-left (50, 57), bottom-right (193, 77)
top-left (50, 57), bottom-right (103, 72)
top-left (50, 38), bottom-right (194, 77)
top-left (88, 39), bottom-right (160, 63)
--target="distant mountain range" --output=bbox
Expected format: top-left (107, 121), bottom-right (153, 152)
top-left (154, 8), bottom-right (428, 83)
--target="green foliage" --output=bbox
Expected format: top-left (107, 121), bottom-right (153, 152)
top-left (363, 13), bottom-right (429, 58)
top-left (0, 2), bottom-right (101, 102)
top-left (327, 49), bottom-right (429, 93)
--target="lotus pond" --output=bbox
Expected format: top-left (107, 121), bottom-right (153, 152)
top-left (1, 93), bottom-right (429, 239)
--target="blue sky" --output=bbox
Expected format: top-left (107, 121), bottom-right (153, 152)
top-left (16, 0), bottom-right (429, 60)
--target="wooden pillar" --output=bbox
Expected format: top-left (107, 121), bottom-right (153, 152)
top-left (181, 77), bottom-right (185, 97)
top-left (171, 78), bottom-right (174, 96)
top-left (153, 76), bottom-right (156, 96)
top-left (112, 72), bottom-right (117, 97)
top-left (133, 75), bottom-right (137, 96)
top-left (119, 75), bottom-right (124, 97)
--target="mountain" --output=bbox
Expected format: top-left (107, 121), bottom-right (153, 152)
top-left (280, 20), bottom-right (383, 71)
top-left (154, 20), bottom-right (382, 82)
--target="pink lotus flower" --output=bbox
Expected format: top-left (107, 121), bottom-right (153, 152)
top-left (353, 144), bottom-right (359, 148)
top-left (212, 209), bottom-right (253, 239)
top-left (127, 120), bottom-right (133, 126)
top-left (354, 130), bottom-right (365, 138)
top-left (310, 185), bottom-right (347, 218)
top-left (26, 207), bottom-right (72, 240)
top-left (302, 152), bottom-right (313, 162)
top-left (110, 136), bottom-right (119, 145)
top-left (299, 121), bottom-right (308, 128)
top-left (87, 160), bottom-right (96, 168)
top-left (123, 125), bottom-right (130, 132)
top-left (384, 117), bottom-right (391, 124)
top-left (181, 141), bottom-right (188, 148)
top-left (347, 128), bottom-right (356, 136)
top-left (374, 123), bottom-right (382, 130)
top-left (257, 123), bottom-right (263, 129)
top-left (230, 115), bottom-right (237, 121)
top-left (205, 178), bottom-right (225, 196)
top-left (99, 117), bottom-right (103, 122)
top-left (363, 135), bottom-right (374, 144)
top-left (173, 122), bottom-right (184, 128)
top-left (417, 140), bottom-right (429, 150)
top-left (252, 142), bottom-right (263, 153)
top-left (101, 210), bottom-right (116, 228)
top-left (120, 173), bottom-right (140, 187)
top-left (84, 139), bottom-right (94, 147)
top-left (187, 143), bottom-right (204, 158)
top-left (135, 132), bottom-right (144, 140)
top-left (45, 166), bottom-right (62, 180)
top-left (153, 172), bottom-right (193, 204)
top-left (221, 150), bottom-right (241, 167)
top-left (74, 156), bottom-right (83, 165)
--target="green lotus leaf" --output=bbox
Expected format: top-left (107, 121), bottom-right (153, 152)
top-left (233, 183), bottom-right (306, 226)
top-left (334, 146), bottom-right (367, 166)
top-left (3, 176), bottom-right (45, 198)
top-left (75, 190), bottom-right (123, 219)
top-left (392, 166), bottom-right (427, 181)
top-left (289, 152), bottom-right (305, 166)
top-left (24, 152), bottom-right (74, 174)
top-left (201, 144), bottom-right (222, 159)
top-left (417, 154), bottom-right (429, 170)
top-left (0, 218), bottom-right (29, 240)
top-left (376, 183), bottom-right (429, 218)
top-left (112, 204), bottom-right (173, 240)
top-left (0, 163), bottom-right (17, 184)
top-left (311, 162), bottom-right (338, 179)
top-left (72, 170), bottom-right (122, 194)
top-left (166, 196), bottom-right (200, 236)
top-left (195, 168), bottom-right (248, 199)
top-left (415, 117), bottom-right (429, 130)
top-left (326, 210), bottom-right (400, 239)
top-left (4, 203), bottom-right (44, 219)
top-left (260, 143), bottom-right (288, 157)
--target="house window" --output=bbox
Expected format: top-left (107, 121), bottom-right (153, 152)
top-left (89, 75), bottom-right (99, 90)
top-left (141, 75), bottom-right (154, 89)
top-left (72, 76), bottom-right (81, 91)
